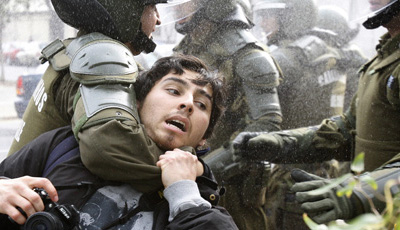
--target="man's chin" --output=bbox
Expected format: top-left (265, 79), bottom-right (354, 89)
top-left (157, 140), bottom-right (183, 151)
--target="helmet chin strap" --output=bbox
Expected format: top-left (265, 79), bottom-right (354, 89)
top-left (130, 30), bottom-right (157, 54)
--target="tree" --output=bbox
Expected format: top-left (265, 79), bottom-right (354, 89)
top-left (0, 0), bottom-right (12, 82)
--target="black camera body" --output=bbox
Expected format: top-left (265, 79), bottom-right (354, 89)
top-left (23, 188), bottom-right (81, 230)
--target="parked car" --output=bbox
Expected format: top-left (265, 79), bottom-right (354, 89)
top-left (3, 41), bottom-right (46, 66)
top-left (15, 42), bottom-right (47, 66)
top-left (2, 42), bottom-right (22, 65)
top-left (14, 64), bottom-right (47, 118)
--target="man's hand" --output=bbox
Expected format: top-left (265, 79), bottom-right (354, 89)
top-left (157, 148), bottom-right (202, 188)
top-left (0, 176), bottom-right (58, 225)
top-left (291, 169), bottom-right (354, 224)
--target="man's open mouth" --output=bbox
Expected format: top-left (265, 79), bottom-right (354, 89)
top-left (166, 119), bottom-right (186, 132)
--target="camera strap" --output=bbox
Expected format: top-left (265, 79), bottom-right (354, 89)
top-left (101, 189), bottom-right (165, 230)
top-left (42, 135), bottom-right (79, 177)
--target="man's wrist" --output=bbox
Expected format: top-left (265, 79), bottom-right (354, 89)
top-left (164, 180), bottom-right (211, 221)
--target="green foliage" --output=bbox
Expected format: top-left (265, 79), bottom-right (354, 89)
top-left (303, 152), bottom-right (400, 230)
top-left (308, 173), bottom-right (353, 196)
top-left (304, 213), bottom-right (383, 230)
top-left (351, 152), bottom-right (365, 173)
top-left (337, 179), bottom-right (356, 198)
top-left (361, 174), bottom-right (378, 191)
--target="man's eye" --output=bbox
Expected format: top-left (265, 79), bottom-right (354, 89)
top-left (196, 102), bottom-right (207, 110)
top-left (167, 89), bottom-right (179, 95)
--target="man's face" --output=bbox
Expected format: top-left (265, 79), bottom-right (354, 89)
top-left (175, 0), bottom-right (200, 30)
top-left (259, 15), bottom-right (279, 40)
top-left (141, 4), bottom-right (161, 38)
top-left (369, 0), bottom-right (392, 12)
top-left (254, 10), bottom-right (280, 41)
top-left (138, 70), bottom-right (213, 150)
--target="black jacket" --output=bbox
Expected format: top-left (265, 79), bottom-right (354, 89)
top-left (0, 126), bottom-right (237, 229)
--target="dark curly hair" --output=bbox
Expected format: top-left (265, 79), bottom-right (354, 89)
top-left (134, 54), bottom-right (226, 139)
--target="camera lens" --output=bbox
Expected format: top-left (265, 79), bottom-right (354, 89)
top-left (24, 212), bottom-right (63, 230)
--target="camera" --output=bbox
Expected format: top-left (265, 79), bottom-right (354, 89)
top-left (23, 188), bottom-right (81, 230)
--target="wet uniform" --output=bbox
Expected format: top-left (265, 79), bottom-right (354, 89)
top-left (263, 32), bottom-right (400, 229)
top-left (174, 20), bottom-right (282, 230)
top-left (265, 34), bottom-right (347, 230)
top-left (353, 33), bottom-right (400, 171)
top-left (8, 32), bottom-right (166, 193)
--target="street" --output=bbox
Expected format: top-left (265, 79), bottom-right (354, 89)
top-left (0, 118), bottom-right (21, 161)
top-left (0, 64), bottom-right (37, 161)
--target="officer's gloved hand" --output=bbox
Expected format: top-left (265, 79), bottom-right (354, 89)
top-left (232, 132), bottom-right (267, 149)
top-left (291, 169), bottom-right (355, 224)
top-left (232, 131), bottom-right (293, 161)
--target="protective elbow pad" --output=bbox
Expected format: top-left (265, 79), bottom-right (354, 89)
top-left (70, 36), bottom-right (139, 138)
top-left (235, 49), bottom-right (282, 120)
top-left (72, 84), bottom-right (139, 139)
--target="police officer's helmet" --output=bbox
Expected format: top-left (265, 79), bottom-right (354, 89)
top-left (252, 0), bottom-right (318, 39)
top-left (51, 0), bottom-right (187, 53)
top-left (363, 0), bottom-right (400, 29)
top-left (173, 0), bottom-right (254, 35)
top-left (317, 6), bottom-right (359, 47)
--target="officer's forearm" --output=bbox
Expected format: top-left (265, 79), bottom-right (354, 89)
top-left (352, 165), bottom-right (400, 216)
top-left (244, 113), bottom-right (282, 133)
top-left (244, 125), bottom-right (352, 164)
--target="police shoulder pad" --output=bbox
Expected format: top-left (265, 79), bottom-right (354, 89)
top-left (70, 39), bottom-right (138, 85)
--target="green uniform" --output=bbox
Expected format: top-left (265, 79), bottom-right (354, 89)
top-left (266, 36), bottom-right (367, 230)
top-left (258, 32), bottom-right (400, 225)
top-left (9, 38), bottom-right (75, 154)
top-left (9, 32), bottom-right (165, 193)
top-left (265, 34), bottom-right (350, 230)
top-left (355, 33), bottom-right (400, 171)
top-left (272, 35), bottom-right (344, 129)
top-left (175, 21), bottom-right (282, 230)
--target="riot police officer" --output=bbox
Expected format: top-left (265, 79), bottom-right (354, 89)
top-left (173, 0), bottom-right (283, 229)
top-left (232, 0), bottom-right (400, 225)
top-left (8, 0), bottom-right (197, 193)
top-left (290, 0), bottom-right (400, 223)
top-left (252, 0), bottom-right (349, 229)
top-left (253, 0), bottom-right (346, 128)
top-left (315, 5), bottom-right (368, 110)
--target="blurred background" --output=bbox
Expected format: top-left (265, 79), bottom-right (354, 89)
top-left (0, 0), bottom-right (386, 160)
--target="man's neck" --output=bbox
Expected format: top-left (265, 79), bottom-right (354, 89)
top-left (125, 42), bottom-right (141, 55)
top-left (386, 26), bottom-right (400, 38)
top-left (384, 15), bottom-right (400, 38)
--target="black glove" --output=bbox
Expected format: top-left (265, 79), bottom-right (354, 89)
top-left (291, 169), bottom-right (355, 224)
top-left (232, 132), bottom-right (290, 161)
